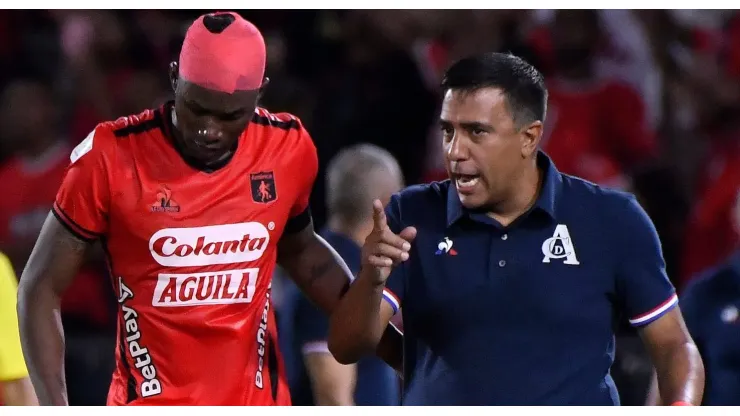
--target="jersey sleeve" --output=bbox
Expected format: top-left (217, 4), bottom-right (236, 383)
top-left (614, 195), bottom-right (677, 327)
top-left (0, 253), bottom-right (29, 381)
top-left (285, 118), bottom-right (319, 234)
top-left (52, 126), bottom-right (112, 241)
top-left (381, 194), bottom-right (407, 315)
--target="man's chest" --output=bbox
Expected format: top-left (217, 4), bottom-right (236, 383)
top-left (406, 222), bottom-right (616, 330)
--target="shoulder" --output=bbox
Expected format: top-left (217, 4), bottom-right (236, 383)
top-left (396, 180), bottom-right (450, 204)
top-left (252, 107), bottom-right (315, 158)
top-left (393, 180), bottom-right (449, 207)
top-left (252, 108), bottom-right (309, 143)
top-left (559, 174), bottom-right (640, 218)
top-left (683, 262), bottom-right (737, 306)
top-left (70, 108), bottom-right (160, 166)
top-left (388, 180), bottom-right (450, 223)
top-left (103, 108), bottom-right (162, 139)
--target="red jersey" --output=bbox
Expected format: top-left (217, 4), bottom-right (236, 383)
top-left (541, 78), bottom-right (656, 188)
top-left (680, 137), bottom-right (740, 288)
top-left (53, 103), bottom-right (318, 405)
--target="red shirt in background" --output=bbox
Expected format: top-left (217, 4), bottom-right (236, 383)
top-left (0, 142), bottom-right (111, 328)
top-left (541, 78), bottom-right (656, 188)
top-left (680, 136), bottom-right (740, 288)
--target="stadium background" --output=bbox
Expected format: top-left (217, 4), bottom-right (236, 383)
top-left (1, 9), bottom-right (739, 405)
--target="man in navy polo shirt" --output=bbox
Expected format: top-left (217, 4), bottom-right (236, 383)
top-left (283, 144), bottom-right (403, 405)
top-left (328, 52), bottom-right (705, 405)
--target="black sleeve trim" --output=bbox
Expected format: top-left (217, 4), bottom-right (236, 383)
top-left (284, 206), bottom-right (312, 234)
top-left (51, 202), bottom-right (100, 242)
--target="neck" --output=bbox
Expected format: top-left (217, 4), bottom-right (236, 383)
top-left (327, 217), bottom-right (372, 248)
top-left (487, 158), bottom-right (542, 226)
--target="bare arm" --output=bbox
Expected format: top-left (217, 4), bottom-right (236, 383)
top-left (277, 219), bottom-right (404, 372)
top-left (17, 213), bottom-right (91, 406)
top-left (303, 352), bottom-right (356, 406)
top-left (328, 200), bottom-right (415, 365)
top-left (638, 308), bottom-right (704, 405)
top-left (1, 377), bottom-right (39, 405)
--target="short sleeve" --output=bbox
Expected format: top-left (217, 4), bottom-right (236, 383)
top-left (294, 294), bottom-right (331, 355)
top-left (285, 119), bottom-right (318, 234)
top-left (0, 253), bottom-right (28, 381)
top-left (614, 195), bottom-right (677, 327)
top-left (381, 194), bottom-right (406, 315)
top-left (52, 126), bottom-right (112, 241)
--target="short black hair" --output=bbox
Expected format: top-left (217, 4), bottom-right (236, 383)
top-left (441, 52), bottom-right (547, 127)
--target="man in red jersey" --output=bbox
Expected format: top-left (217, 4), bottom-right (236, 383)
top-left (17, 12), bottom-right (402, 406)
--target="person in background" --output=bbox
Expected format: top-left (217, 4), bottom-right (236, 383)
top-left (647, 188), bottom-right (740, 405)
top-left (537, 10), bottom-right (657, 190)
top-left (284, 144), bottom-right (403, 405)
top-left (0, 78), bottom-right (112, 330)
top-left (0, 251), bottom-right (38, 405)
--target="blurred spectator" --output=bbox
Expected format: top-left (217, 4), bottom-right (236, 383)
top-left (538, 10), bottom-right (657, 190)
top-left (281, 144), bottom-right (403, 406)
top-left (0, 79), bottom-right (112, 330)
top-left (647, 194), bottom-right (740, 405)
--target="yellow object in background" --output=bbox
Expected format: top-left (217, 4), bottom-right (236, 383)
top-left (0, 252), bottom-right (29, 382)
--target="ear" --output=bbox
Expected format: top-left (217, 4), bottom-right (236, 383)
top-left (169, 61), bottom-right (179, 92)
top-left (520, 120), bottom-right (543, 159)
top-left (257, 77), bottom-right (270, 101)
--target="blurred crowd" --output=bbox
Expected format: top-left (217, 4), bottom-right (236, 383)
top-left (2, 9), bottom-right (740, 406)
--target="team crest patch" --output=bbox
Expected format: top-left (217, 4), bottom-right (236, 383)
top-left (250, 171), bottom-right (277, 204)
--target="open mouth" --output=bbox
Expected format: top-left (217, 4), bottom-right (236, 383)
top-left (454, 174), bottom-right (480, 191)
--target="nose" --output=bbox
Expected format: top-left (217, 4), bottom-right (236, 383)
top-left (446, 134), bottom-right (469, 162)
top-left (197, 121), bottom-right (225, 142)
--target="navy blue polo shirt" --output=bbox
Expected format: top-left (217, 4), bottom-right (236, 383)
top-left (681, 253), bottom-right (740, 405)
top-left (287, 229), bottom-right (400, 406)
top-left (380, 152), bottom-right (677, 405)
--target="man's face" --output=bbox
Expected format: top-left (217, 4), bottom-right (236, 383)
top-left (440, 87), bottom-right (538, 210)
top-left (172, 71), bottom-right (260, 165)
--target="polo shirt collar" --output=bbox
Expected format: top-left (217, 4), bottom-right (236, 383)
top-left (446, 151), bottom-right (563, 227)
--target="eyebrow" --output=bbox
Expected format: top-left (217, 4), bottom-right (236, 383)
top-left (185, 100), bottom-right (246, 116)
top-left (439, 119), bottom-right (493, 131)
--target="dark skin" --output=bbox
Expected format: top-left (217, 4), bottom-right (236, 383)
top-left (329, 87), bottom-right (704, 405)
top-left (17, 61), bottom-right (402, 406)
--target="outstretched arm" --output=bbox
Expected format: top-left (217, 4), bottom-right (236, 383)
top-left (277, 218), bottom-right (404, 372)
top-left (17, 213), bottom-right (92, 406)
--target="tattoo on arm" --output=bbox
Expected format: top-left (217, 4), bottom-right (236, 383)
top-left (307, 258), bottom-right (333, 286)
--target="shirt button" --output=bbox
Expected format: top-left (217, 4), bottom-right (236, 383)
top-left (498, 260), bottom-right (506, 267)
top-left (501, 234), bottom-right (508, 241)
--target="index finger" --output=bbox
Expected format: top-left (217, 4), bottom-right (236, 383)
top-left (372, 199), bottom-right (387, 231)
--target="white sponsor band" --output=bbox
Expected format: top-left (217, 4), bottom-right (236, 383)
top-left (152, 268), bottom-right (258, 307)
top-left (149, 222), bottom-right (270, 267)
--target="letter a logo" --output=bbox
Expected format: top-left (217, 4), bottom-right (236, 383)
top-left (542, 224), bottom-right (580, 265)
